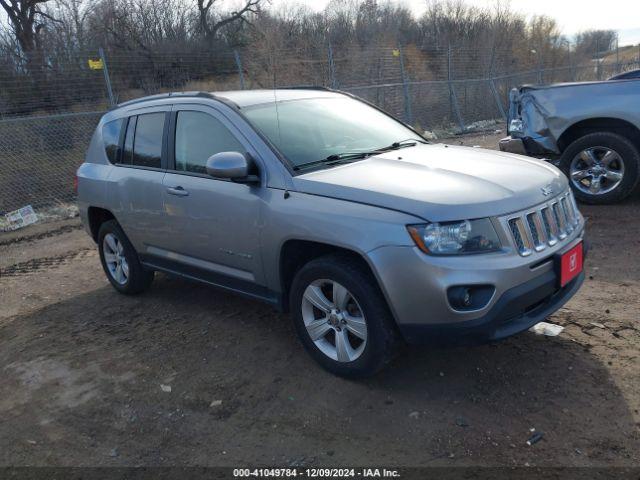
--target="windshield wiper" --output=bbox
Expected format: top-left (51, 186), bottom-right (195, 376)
top-left (384, 138), bottom-right (429, 149)
top-left (293, 138), bottom-right (428, 172)
top-left (292, 155), bottom-right (364, 171)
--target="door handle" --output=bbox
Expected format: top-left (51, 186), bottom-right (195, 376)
top-left (166, 186), bottom-right (189, 197)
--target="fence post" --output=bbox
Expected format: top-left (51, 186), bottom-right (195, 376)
top-left (489, 78), bottom-right (507, 121)
top-left (569, 44), bottom-right (576, 81)
top-left (327, 42), bottom-right (337, 89)
top-left (233, 50), bottom-right (245, 90)
top-left (487, 53), bottom-right (507, 122)
top-left (397, 44), bottom-right (413, 126)
top-left (596, 38), bottom-right (601, 80)
top-left (537, 52), bottom-right (543, 84)
top-left (447, 46), bottom-right (465, 132)
top-left (99, 48), bottom-right (115, 106)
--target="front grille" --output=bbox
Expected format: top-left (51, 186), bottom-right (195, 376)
top-left (506, 191), bottom-right (582, 257)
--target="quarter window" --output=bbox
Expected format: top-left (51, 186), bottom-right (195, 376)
top-left (174, 111), bottom-right (244, 174)
top-left (102, 118), bottom-right (124, 163)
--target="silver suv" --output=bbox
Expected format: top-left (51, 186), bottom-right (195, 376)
top-left (78, 88), bottom-right (586, 377)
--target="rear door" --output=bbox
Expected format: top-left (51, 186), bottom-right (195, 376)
top-left (158, 104), bottom-right (266, 288)
top-left (107, 107), bottom-right (170, 253)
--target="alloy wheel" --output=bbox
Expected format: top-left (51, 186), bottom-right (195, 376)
top-left (301, 279), bottom-right (368, 362)
top-left (102, 233), bottom-right (129, 285)
top-left (570, 146), bottom-right (625, 195)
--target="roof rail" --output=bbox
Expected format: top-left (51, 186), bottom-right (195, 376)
top-left (276, 86), bottom-right (334, 91)
top-left (112, 91), bottom-right (216, 110)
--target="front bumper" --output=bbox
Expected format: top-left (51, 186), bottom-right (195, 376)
top-left (368, 229), bottom-right (586, 345)
top-left (399, 270), bottom-right (583, 345)
top-left (499, 136), bottom-right (528, 155)
top-left (499, 135), bottom-right (557, 158)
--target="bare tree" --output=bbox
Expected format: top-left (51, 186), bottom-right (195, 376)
top-left (0, 0), bottom-right (56, 60)
top-left (196, 0), bottom-right (264, 42)
top-left (575, 30), bottom-right (617, 59)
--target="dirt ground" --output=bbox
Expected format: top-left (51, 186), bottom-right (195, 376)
top-left (1, 130), bottom-right (639, 468)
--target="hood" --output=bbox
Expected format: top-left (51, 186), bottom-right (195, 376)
top-left (292, 144), bottom-right (567, 222)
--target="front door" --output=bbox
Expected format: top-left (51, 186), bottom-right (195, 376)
top-left (158, 105), bottom-right (266, 289)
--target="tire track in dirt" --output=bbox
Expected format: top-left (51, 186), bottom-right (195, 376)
top-left (0, 223), bottom-right (83, 248)
top-left (0, 248), bottom-right (94, 277)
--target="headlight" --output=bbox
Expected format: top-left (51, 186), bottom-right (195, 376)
top-left (509, 119), bottom-right (524, 134)
top-left (407, 219), bottom-right (501, 255)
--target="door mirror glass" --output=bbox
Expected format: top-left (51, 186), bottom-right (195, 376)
top-left (206, 151), bottom-right (250, 180)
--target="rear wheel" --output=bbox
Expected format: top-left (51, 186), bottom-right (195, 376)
top-left (289, 254), bottom-right (400, 378)
top-left (560, 132), bottom-right (640, 204)
top-left (98, 220), bottom-right (154, 294)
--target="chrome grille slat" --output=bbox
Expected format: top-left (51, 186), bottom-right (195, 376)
top-left (508, 218), bottom-right (533, 256)
top-left (526, 212), bottom-right (547, 251)
top-left (505, 191), bottom-right (582, 257)
top-left (542, 206), bottom-right (559, 246)
top-left (560, 197), bottom-right (574, 233)
top-left (552, 202), bottom-right (568, 240)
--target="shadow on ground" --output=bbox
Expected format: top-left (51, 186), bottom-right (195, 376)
top-left (0, 274), bottom-right (638, 467)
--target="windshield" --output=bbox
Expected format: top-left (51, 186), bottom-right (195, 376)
top-left (242, 97), bottom-right (423, 170)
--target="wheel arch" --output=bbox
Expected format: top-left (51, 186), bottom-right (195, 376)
top-left (557, 118), bottom-right (640, 152)
top-left (278, 239), bottom-right (387, 314)
top-left (87, 206), bottom-right (116, 242)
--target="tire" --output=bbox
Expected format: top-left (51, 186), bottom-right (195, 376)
top-left (98, 219), bottom-right (154, 294)
top-left (289, 254), bottom-right (401, 378)
top-left (559, 131), bottom-right (640, 204)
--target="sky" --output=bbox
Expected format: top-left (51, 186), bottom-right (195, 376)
top-left (269, 0), bottom-right (640, 45)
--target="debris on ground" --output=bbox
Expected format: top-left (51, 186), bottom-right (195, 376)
top-left (160, 384), bottom-right (172, 393)
top-left (530, 322), bottom-right (564, 336)
top-left (526, 432), bottom-right (544, 446)
top-left (409, 411), bottom-right (420, 419)
top-left (2, 205), bottom-right (38, 232)
top-left (590, 322), bottom-right (606, 329)
top-left (423, 130), bottom-right (438, 141)
top-left (455, 417), bottom-right (470, 427)
top-left (210, 400), bottom-right (222, 407)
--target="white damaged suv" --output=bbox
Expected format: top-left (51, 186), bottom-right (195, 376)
top-left (77, 88), bottom-right (586, 377)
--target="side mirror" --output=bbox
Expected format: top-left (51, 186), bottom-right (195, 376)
top-left (205, 152), bottom-right (259, 184)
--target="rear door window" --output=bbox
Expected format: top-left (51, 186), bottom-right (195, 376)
top-left (131, 112), bottom-right (165, 168)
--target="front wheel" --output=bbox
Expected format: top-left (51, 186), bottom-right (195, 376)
top-left (289, 254), bottom-right (400, 378)
top-left (560, 131), bottom-right (640, 204)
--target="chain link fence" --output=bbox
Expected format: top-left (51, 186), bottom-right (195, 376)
top-left (1, 44), bottom-right (639, 230)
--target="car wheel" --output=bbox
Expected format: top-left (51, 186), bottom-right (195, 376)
top-left (289, 254), bottom-right (401, 378)
top-left (560, 131), bottom-right (640, 204)
top-left (98, 219), bottom-right (154, 294)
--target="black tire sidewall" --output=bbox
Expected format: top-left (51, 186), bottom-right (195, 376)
top-left (560, 132), bottom-right (640, 204)
top-left (289, 255), bottom-right (398, 378)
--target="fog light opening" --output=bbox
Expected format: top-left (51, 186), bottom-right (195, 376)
top-left (447, 285), bottom-right (495, 312)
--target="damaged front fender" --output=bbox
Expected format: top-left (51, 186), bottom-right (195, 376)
top-left (505, 87), bottom-right (559, 155)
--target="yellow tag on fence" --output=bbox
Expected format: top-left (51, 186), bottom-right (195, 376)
top-left (88, 58), bottom-right (104, 70)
